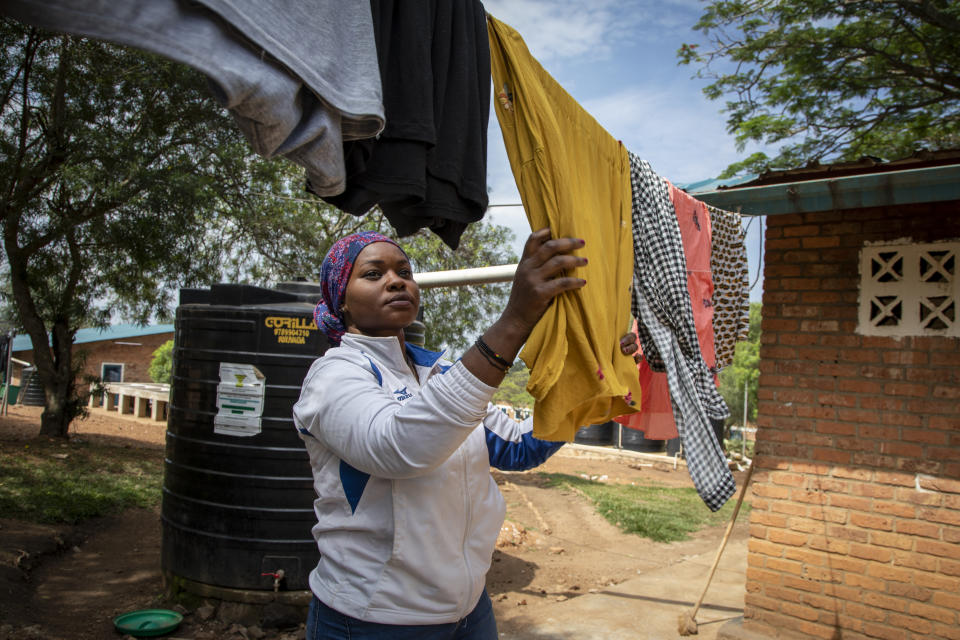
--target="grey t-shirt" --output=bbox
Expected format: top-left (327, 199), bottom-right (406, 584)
top-left (1, 0), bottom-right (384, 195)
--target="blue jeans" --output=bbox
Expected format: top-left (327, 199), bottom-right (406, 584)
top-left (306, 590), bottom-right (498, 640)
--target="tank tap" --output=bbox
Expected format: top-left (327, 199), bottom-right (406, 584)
top-left (261, 569), bottom-right (285, 592)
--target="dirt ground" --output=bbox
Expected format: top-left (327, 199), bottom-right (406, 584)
top-left (0, 405), bottom-right (747, 639)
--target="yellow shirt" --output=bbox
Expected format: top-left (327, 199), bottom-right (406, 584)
top-left (487, 15), bottom-right (640, 441)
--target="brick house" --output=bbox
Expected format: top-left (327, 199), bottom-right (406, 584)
top-left (693, 151), bottom-right (960, 640)
top-left (10, 323), bottom-right (174, 392)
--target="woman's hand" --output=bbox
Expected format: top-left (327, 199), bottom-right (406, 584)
top-left (619, 332), bottom-right (641, 363)
top-left (500, 228), bottom-right (587, 336)
top-left (464, 228), bottom-right (586, 386)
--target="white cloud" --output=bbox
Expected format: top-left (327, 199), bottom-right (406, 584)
top-left (581, 85), bottom-right (740, 183)
top-left (484, 0), bottom-right (702, 63)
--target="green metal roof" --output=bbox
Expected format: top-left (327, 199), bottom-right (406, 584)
top-left (685, 163), bottom-right (960, 217)
top-left (11, 323), bottom-right (173, 352)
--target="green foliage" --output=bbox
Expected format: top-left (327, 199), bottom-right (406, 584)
top-left (149, 339), bottom-right (174, 384)
top-left (679, 0), bottom-right (960, 174)
top-left (210, 168), bottom-right (374, 286)
top-left (719, 302), bottom-right (761, 426)
top-left (1, 24), bottom-right (270, 324)
top-left (491, 361), bottom-right (534, 408)
top-left (724, 437), bottom-right (755, 459)
top-left (0, 439), bottom-right (162, 523)
top-left (542, 473), bottom-right (745, 543)
top-left (717, 152), bottom-right (771, 180)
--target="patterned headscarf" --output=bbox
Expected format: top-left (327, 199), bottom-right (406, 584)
top-left (314, 231), bottom-right (404, 344)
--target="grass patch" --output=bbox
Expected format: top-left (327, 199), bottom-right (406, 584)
top-left (541, 472), bottom-right (747, 543)
top-left (0, 439), bottom-right (163, 524)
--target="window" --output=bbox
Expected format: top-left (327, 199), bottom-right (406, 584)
top-left (101, 363), bottom-right (124, 382)
top-left (859, 241), bottom-right (958, 336)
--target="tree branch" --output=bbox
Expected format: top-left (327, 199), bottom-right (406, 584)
top-left (3, 28), bottom-right (40, 209)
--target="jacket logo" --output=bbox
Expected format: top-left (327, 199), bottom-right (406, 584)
top-left (393, 387), bottom-right (413, 402)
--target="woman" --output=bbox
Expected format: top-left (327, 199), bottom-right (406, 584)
top-left (293, 228), bottom-right (638, 639)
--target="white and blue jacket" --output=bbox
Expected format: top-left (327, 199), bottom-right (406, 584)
top-left (292, 333), bottom-right (562, 625)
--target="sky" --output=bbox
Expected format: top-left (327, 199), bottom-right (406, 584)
top-left (480, 0), bottom-right (768, 302)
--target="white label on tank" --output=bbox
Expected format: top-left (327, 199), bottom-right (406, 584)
top-left (214, 363), bottom-right (266, 437)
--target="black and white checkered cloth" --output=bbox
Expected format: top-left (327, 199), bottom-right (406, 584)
top-left (628, 152), bottom-right (735, 511)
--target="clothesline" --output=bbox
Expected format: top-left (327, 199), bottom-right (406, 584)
top-left (490, 202), bottom-right (764, 297)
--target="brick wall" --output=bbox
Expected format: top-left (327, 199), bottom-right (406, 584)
top-left (12, 332), bottom-right (173, 388)
top-left (746, 201), bottom-right (960, 640)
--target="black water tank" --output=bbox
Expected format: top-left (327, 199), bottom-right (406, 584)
top-left (162, 282), bottom-right (327, 592)
top-left (574, 421), bottom-right (615, 446)
top-left (666, 436), bottom-right (682, 457)
top-left (620, 425), bottom-right (665, 453)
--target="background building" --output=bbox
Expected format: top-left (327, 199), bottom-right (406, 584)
top-left (9, 324), bottom-right (173, 401)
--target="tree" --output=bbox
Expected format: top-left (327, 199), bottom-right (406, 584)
top-left (718, 302), bottom-right (761, 427)
top-left (679, 0), bottom-right (960, 176)
top-left (149, 339), bottom-right (174, 384)
top-left (207, 169), bottom-right (376, 286)
top-left (0, 22), bottom-right (306, 436)
top-left (491, 362), bottom-right (534, 409)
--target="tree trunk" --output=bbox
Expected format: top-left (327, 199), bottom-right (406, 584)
top-left (37, 352), bottom-right (75, 438)
top-left (36, 320), bottom-right (76, 438)
top-left (38, 386), bottom-right (71, 437)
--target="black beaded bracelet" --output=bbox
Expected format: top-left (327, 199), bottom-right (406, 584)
top-left (475, 336), bottom-right (512, 371)
top-left (477, 348), bottom-right (510, 372)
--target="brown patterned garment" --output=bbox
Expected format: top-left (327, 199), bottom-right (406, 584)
top-left (707, 205), bottom-right (750, 369)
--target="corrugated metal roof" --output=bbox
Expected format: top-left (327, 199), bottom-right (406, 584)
top-left (676, 173), bottom-right (759, 195)
top-left (713, 149), bottom-right (960, 190)
top-left (689, 163), bottom-right (960, 216)
top-left (680, 149), bottom-right (960, 194)
top-left (11, 323), bottom-right (174, 352)
top-left (681, 150), bottom-right (960, 216)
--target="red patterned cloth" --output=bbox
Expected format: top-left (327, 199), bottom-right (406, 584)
top-left (616, 182), bottom-right (719, 439)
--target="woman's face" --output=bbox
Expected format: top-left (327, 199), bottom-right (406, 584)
top-left (342, 242), bottom-right (420, 339)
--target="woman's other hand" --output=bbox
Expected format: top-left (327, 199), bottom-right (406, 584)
top-left (619, 332), bottom-right (642, 363)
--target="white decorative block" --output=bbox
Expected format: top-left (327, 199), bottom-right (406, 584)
top-left (858, 241), bottom-right (958, 336)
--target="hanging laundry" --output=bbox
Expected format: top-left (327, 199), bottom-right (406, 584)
top-left (320, 0), bottom-right (490, 250)
top-left (487, 15), bottom-right (640, 442)
top-left (708, 205), bottom-right (751, 369)
top-left (630, 366), bottom-right (677, 440)
top-left (1, 0), bottom-right (384, 196)
top-left (617, 192), bottom-right (750, 442)
top-left (615, 182), bottom-right (720, 443)
top-left (628, 152), bottom-right (734, 511)
top-left (667, 181), bottom-right (718, 372)
top-left (614, 320), bottom-right (677, 441)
